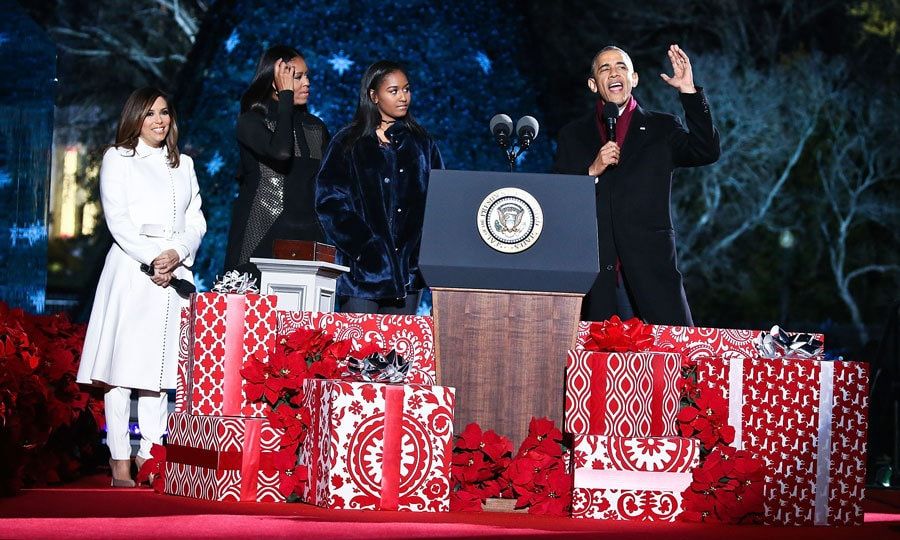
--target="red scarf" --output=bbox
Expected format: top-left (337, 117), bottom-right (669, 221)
top-left (595, 96), bottom-right (638, 146)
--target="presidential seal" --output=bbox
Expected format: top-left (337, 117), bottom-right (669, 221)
top-left (476, 187), bottom-right (543, 253)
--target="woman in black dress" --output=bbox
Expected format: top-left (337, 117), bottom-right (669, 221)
top-left (315, 60), bottom-right (443, 314)
top-left (225, 45), bottom-right (330, 276)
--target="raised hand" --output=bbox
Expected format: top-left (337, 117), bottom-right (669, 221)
top-left (273, 58), bottom-right (296, 93)
top-left (659, 44), bottom-right (696, 94)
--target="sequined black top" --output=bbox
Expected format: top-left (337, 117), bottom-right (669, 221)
top-left (224, 90), bottom-right (330, 273)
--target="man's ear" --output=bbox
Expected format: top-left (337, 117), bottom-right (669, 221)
top-left (587, 77), bottom-right (599, 94)
top-left (632, 72), bottom-right (639, 88)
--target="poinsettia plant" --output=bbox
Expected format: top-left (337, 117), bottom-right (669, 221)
top-left (240, 327), bottom-right (379, 500)
top-left (0, 301), bottom-right (103, 496)
top-left (450, 417), bottom-right (572, 516)
top-left (676, 359), bottom-right (763, 524)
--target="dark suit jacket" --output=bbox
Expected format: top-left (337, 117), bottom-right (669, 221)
top-left (553, 90), bottom-right (720, 325)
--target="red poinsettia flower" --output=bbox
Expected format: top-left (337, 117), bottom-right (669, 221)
top-left (308, 356), bottom-right (342, 379)
top-left (267, 405), bottom-right (310, 449)
top-left (518, 417), bottom-right (563, 458)
top-left (349, 341), bottom-right (382, 360)
top-left (451, 450), bottom-right (494, 485)
top-left (450, 486), bottom-right (484, 512)
top-left (282, 328), bottom-right (332, 359)
top-left (503, 449), bottom-right (561, 493)
top-left (266, 348), bottom-right (311, 390)
top-left (526, 467), bottom-right (572, 516)
top-left (241, 353), bottom-right (282, 404)
top-left (320, 338), bottom-right (353, 365)
top-left (275, 447), bottom-right (308, 499)
top-left (135, 443), bottom-right (166, 493)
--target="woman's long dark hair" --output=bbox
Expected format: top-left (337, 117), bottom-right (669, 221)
top-left (343, 60), bottom-right (428, 153)
top-left (113, 87), bottom-right (180, 168)
top-left (240, 45), bottom-right (304, 114)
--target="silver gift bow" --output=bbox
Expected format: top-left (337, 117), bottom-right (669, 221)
top-left (344, 350), bottom-right (411, 384)
top-left (754, 325), bottom-right (824, 359)
top-left (211, 270), bottom-right (260, 294)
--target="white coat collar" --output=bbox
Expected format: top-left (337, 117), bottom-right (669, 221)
top-left (134, 138), bottom-right (167, 159)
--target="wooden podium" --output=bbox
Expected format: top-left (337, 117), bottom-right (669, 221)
top-left (431, 288), bottom-right (581, 445)
top-left (421, 170), bottom-right (599, 445)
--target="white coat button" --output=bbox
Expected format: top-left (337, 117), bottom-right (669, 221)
top-left (383, 177), bottom-right (390, 183)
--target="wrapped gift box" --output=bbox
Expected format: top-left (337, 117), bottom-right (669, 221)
top-left (163, 412), bottom-right (283, 502)
top-left (565, 350), bottom-right (681, 437)
top-left (575, 322), bottom-right (825, 365)
top-left (278, 312), bottom-right (435, 384)
top-left (571, 434), bottom-right (700, 521)
top-left (299, 379), bottom-right (455, 511)
top-left (174, 292), bottom-right (278, 417)
top-left (697, 356), bottom-right (868, 526)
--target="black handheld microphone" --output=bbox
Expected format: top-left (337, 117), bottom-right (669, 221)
top-left (141, 263), bottom-right (196, 299)
top-left (603, 102), bottom-right (619, 143)
top-left (489, 114), bottom-right (514, 149)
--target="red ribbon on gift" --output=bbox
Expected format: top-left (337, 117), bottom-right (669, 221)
top-left (222, 294), bottom-right (247, 416)
top-left (303, 381), bottom-right (410, 510)
top-left (167, 418), bottom-right (276, 502)
top-left (586, 352), bottom-right (669, 437)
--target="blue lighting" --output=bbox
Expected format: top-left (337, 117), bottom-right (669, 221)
top-left (327, 51), bottom-right (354, 75)
top-left (205, 150), bottom-right (224, 176)
top-left (8, 221), bottom-right (46, 248)
top-left (474, 51), bottom-right (491, 74)
top-left (0, 168), bottom-right (10, 188)
top-left (224, 29), bottom-right (240, 54)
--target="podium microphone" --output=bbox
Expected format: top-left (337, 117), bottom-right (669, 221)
top-left (516, 116), bottom-right (539, 150)
top-left (489, 114), bottom-right (514, 149)
top-left (602, 102), bottom-right (619, 143)
top-left (140, 263), bottom-right (196, 299)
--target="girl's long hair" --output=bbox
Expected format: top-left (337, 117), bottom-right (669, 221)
top-left (241, 45), bottom-right (304, 114)
top-left (113, 87), bottom-right (180, 168)
top-left (342, 60), bottom-right (428, 153)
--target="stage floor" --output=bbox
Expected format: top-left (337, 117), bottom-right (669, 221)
top-left (1, 475), bottom-right (898, 539)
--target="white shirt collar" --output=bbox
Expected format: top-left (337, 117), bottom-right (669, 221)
top-left (134, 138), bottom-right (167, 159)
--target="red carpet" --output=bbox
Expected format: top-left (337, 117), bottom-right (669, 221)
top-left (1, 475), bottom-right (898, 539)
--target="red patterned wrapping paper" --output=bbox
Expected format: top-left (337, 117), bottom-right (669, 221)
top-left (574, 323), bottom-right (825, 365)
top-left (571, 434), bottom-right (700, 521)
top-left (175, 292), bottom-right (278, 417)
top-left (697, 357), bottom-right (868, 526)
top-left (565, 350), bottom-right (680, 437)
top-left (298, 379), bottom-right (455, 511)
top-left (277, 312), bottom-right (435, 384)
top-left (163, 412), bottom-right (283, 502)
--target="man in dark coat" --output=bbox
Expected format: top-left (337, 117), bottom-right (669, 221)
top-left (553, 44), bottom-right (720, 326)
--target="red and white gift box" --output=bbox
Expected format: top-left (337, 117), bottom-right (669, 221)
top-left (571, 434), bottom-right (700, 521)
top-left (174, 292), bottom-right (278, 417)
top-left (697, 356), bottom-right (869, 526)
top-left (575, 323), bottom-right (825, 365)
top-left (163, 412), bottom-right (283, 502)
top-left (278, 312), bottom-right (435, 385)
top-left (299, 379), bottom-right (455, 511)
top-left (565, 350), bottom-right (681, 437)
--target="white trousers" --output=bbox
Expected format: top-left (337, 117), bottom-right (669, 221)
top-left (104, 386), bottom-right (168, 460)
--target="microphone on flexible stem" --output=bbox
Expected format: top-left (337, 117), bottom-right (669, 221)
top-left (489, 114), bottom-right (514, 149)
top-left (515, 116), bottom-right (539, 150)
top-left (140, 263), bottom-right (196, 299)
top-left (602, 102), bottom-right (619, 143)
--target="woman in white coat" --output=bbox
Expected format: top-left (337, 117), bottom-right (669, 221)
top-left (77, 87), bottom-right (206, 487)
